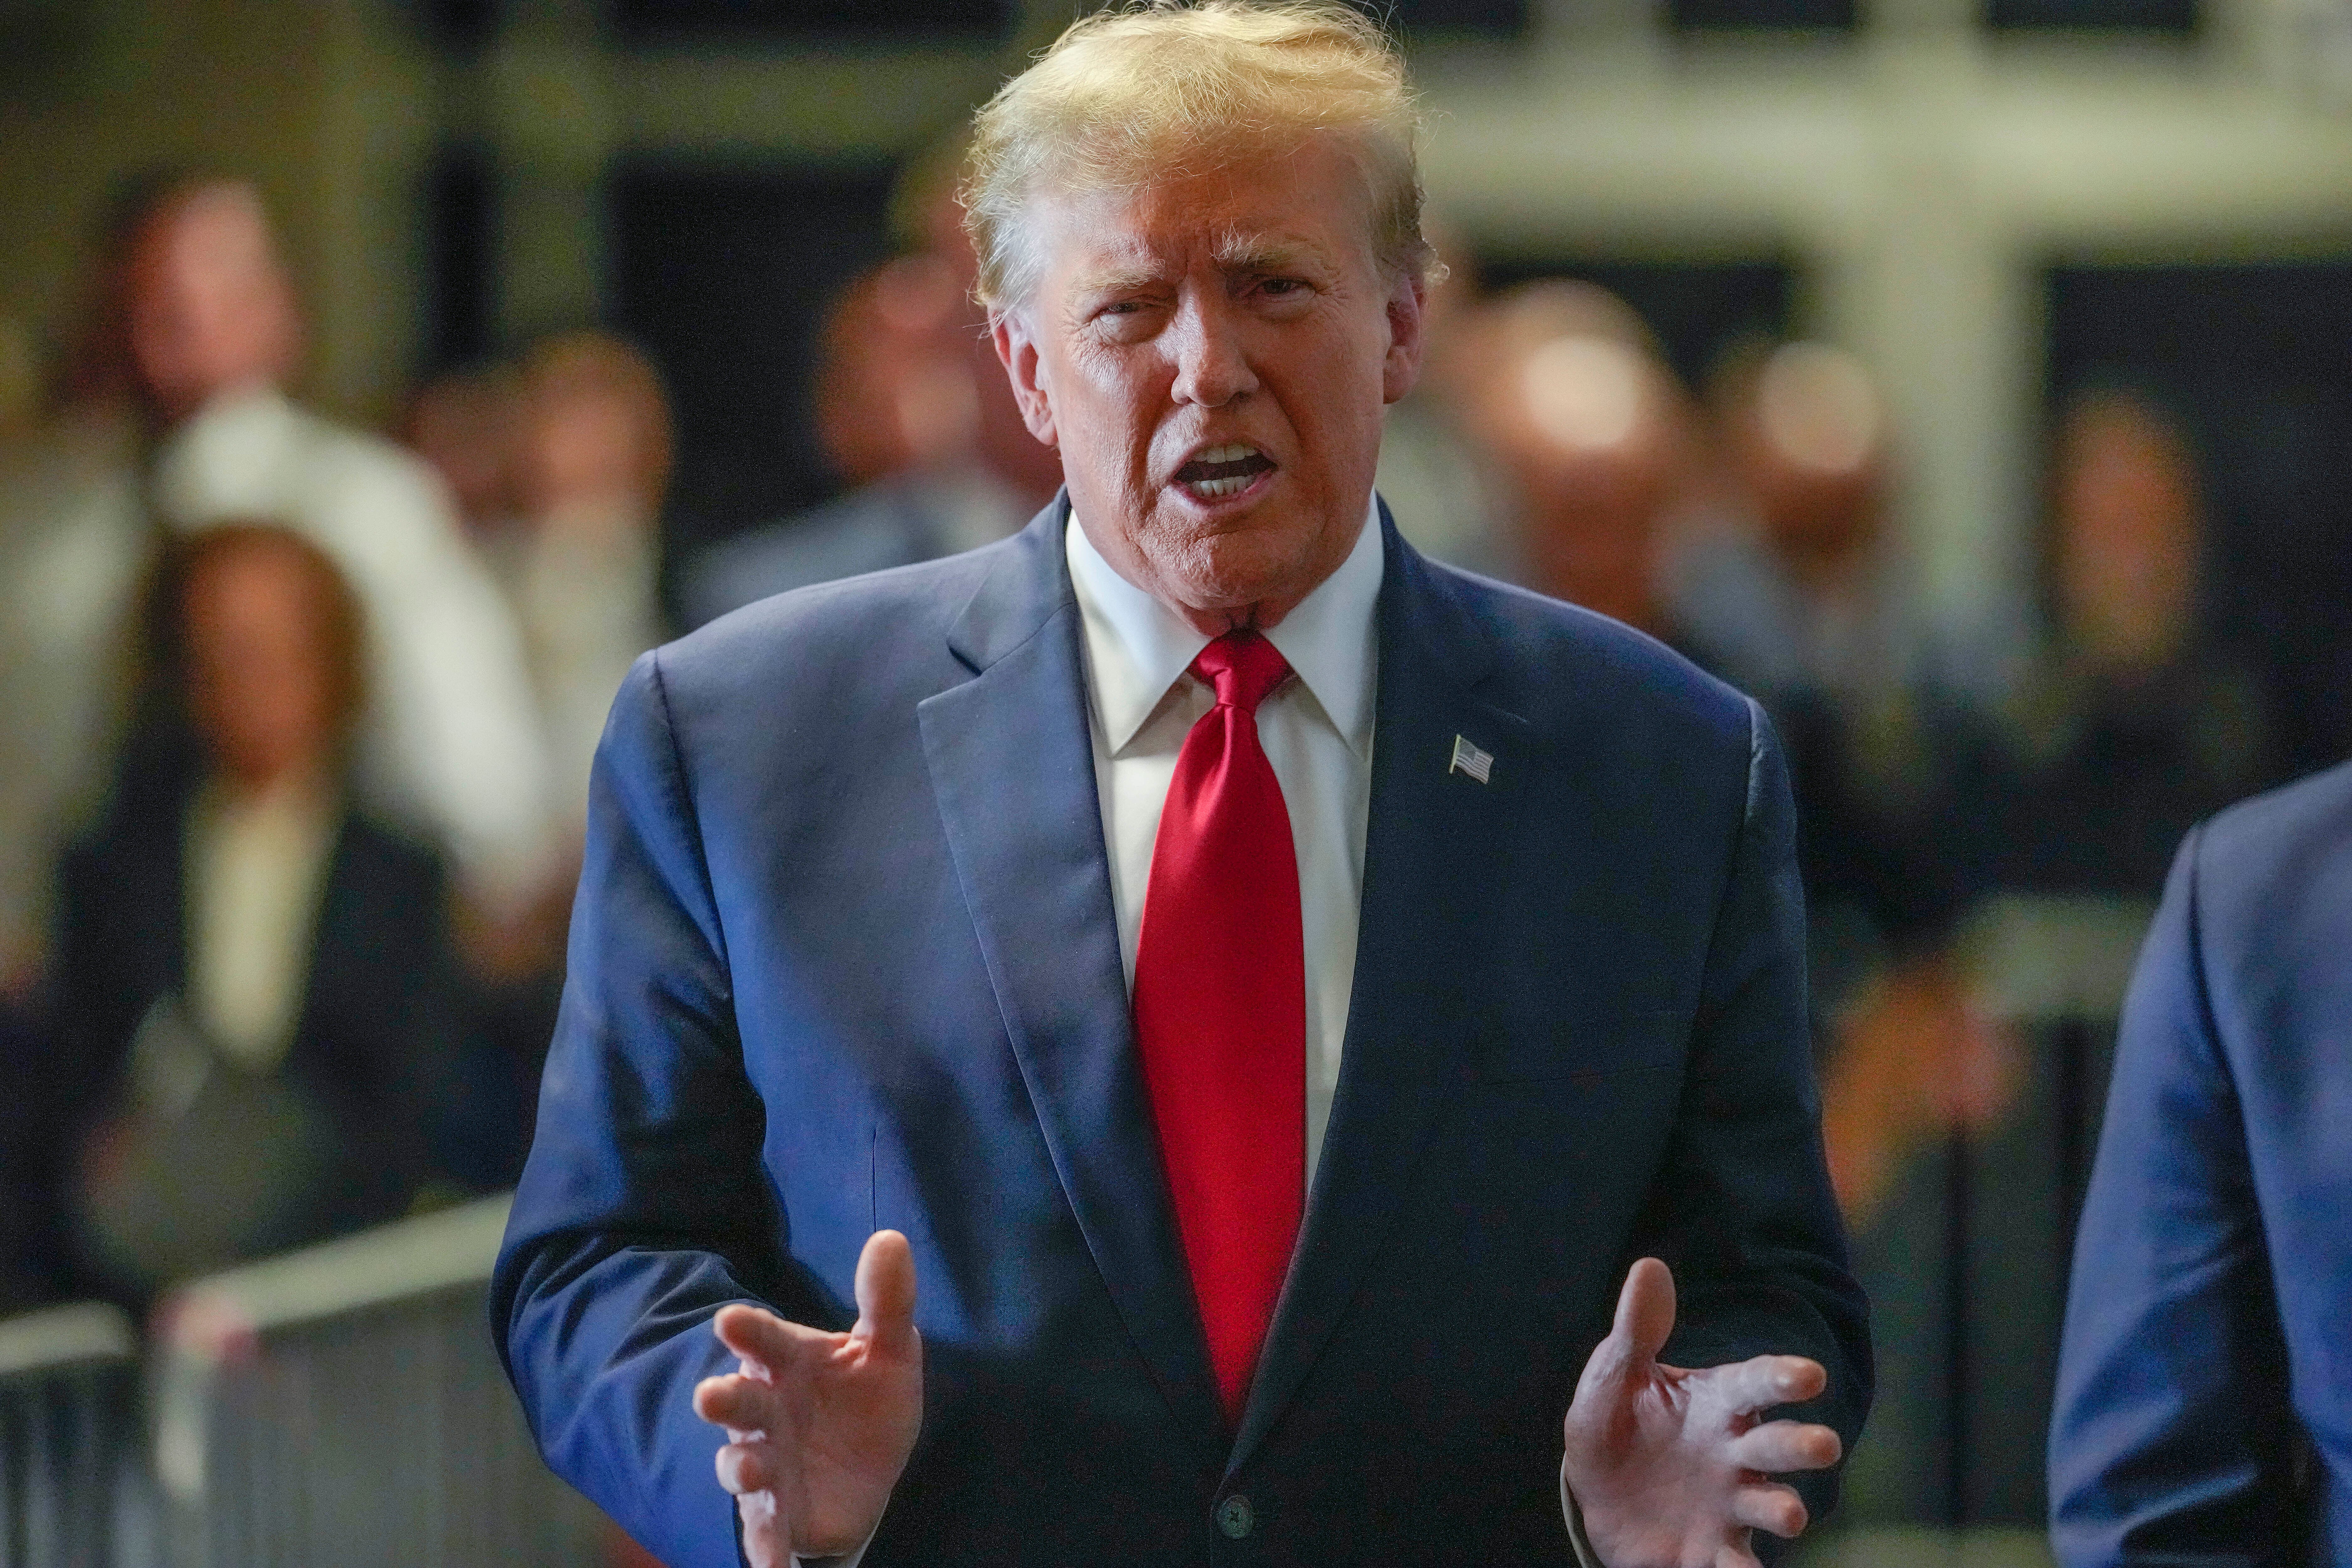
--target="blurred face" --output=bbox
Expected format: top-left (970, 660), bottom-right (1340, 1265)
top-left (409, 374), bottom-right (519, 530)
top-left (994, 137), bottom-right (1424, 632)
top-left (127, 186), bottom-right (300, 419)
top-left (1472, 326), bottom-right (1682, 630)
top-left (522, 389), bottom-right (649, 517)
top-left (184, 544), bottom-right (340, 793)
top-left (2055, 401), bottom-right (2199, 670)
top-left (1739, 343), bottom-right (1887, 574)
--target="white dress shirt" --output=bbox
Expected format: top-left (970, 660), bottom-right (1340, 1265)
top-left (186, 776), bottom-right (337, 1072)
top-left (1065, 500), bottom-right (1382, 1190)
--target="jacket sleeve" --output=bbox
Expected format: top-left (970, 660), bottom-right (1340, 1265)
top-left (1625, 697), bottom-right (1874, 1537)
top-left (491, 650), bottom-right (800, 1568)
top-left (2047, 825), bottom-right (2301, 1567)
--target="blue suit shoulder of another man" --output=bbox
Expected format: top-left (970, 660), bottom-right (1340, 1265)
top-left (2050, 758), bottom-right (2352, 1566)
top-left (494, 500), bottom-right (1866, 1568)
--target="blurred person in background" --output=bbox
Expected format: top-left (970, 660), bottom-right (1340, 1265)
top-left (32, 525), bottom-right (499, 1304)
top-left (681, 147), bottom-right (1062, 627)
top-left (400, 335), bottom-right (673, 1165)
top-left (403, 359), bottom-right (524, 541)
top-left (1366, 220), bottom-right (1511, 574)
top-left (1995, 388), bottom-right (2276, 899)
top-left (1673, 342), bottom-right (2010, 1223)
top-left (115, 171), bottom-right (558, 926)
top-left (1461, 278), bottom-right (1698, 632)
top-left (497, 330), bottom-right (670, 840)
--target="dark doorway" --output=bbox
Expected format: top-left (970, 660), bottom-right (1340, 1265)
top-left (607, 158), bottom-right (902, 582)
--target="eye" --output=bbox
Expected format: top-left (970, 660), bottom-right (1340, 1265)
top-left (1258, 277), bottom-right (1308, 298)
top-left (1087, 298), bottom-right (1161, 343)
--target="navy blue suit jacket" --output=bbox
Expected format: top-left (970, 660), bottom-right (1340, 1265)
top-left (493, 502), bottom-right (1868, 1566)
top-left (2051, 759), bottom-right (2352, 1565)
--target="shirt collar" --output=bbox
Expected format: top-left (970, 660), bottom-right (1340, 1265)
top-left (1065, 495), bottom-right (1384, 759)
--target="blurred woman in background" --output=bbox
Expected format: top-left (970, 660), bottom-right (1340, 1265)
top-left (35, 524), bottom-right (501, 1303)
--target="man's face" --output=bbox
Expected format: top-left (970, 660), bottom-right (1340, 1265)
top-left (127, 187), bottom-right (299, 419)
top-left (995, 137), bottom-right (1424, 631)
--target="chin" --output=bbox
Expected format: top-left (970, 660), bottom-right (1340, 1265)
top-left (1153, 529), bottom-right (1319, 617)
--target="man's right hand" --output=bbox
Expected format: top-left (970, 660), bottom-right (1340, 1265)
top-left (692, 1230), bottom-right (923, 1564)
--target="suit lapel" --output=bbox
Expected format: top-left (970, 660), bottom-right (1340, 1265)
top-left (917, 501), bottom-right (1229, 1460)
top-left (1230, 515), bottom-right (1533, 1476)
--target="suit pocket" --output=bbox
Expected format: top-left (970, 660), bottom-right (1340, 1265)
top-left (1471, 1007), bottom-right (1687, 1083)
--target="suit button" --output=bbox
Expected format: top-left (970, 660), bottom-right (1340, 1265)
top-left (1216, 1494), bottom-right (1255, 1539)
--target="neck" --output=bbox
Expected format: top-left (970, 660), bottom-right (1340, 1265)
top-left (150, 376), bottom-right (276, 433)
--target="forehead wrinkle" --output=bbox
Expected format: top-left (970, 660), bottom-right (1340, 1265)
top-left (1052, 201), bottom-right (1351, 304)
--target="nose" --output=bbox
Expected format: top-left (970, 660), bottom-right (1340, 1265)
top-left (1168, 292), bottom-right (1257, 409)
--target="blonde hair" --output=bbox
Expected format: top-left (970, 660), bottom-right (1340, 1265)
top-left (961, 0), bottom-right (1433, 312)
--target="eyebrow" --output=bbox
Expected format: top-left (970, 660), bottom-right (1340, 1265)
top-left (1074, 261), bottom-right (1166, 298)
top-left (1210, 232), bottom-right (1331, 275)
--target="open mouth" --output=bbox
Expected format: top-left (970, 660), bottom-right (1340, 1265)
top-left (1173, 442), bottom-right (1277, 503)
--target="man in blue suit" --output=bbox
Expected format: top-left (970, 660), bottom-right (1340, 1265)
top-left (2050, 758), bottom-right (2352, 1563)
top-left (492, 6), bottom-right (1867, 1565)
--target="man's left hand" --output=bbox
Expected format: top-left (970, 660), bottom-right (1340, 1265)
top-left (1562, 1258), bottom-right (1842, 1568)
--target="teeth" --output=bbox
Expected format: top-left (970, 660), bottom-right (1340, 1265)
top-left (1190, 474), bottom-right (1253, 498)
top-left (1195, 442), bottom-right (1259, 464)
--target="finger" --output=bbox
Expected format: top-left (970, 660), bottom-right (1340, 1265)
top-left (714, 1439), bottom-right (777, 1497)
top-left (713, 1302), bottom-right (819, 1375)
top-left (853, 1229), bottom-right (919, 1359)
top-left (736, 1486), bottom-right (784, 1568)
top-left (1727, 1419), bottom-right (1842, 1474)
top-left (1714, 1542), bottom-right (1763, 1568)
top-left (1609, 1257), bottom-right (1676, 1363)
top-left (1730, 1481), bottom-right (1809, 1539)
top-left (1712, 1353), bottom-right (1827, 1415)
top-left (694, 1371), bottom-right (778, 1432)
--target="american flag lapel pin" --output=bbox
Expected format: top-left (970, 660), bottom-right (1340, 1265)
top-left (1449, 734), bottom-right (1493, 784)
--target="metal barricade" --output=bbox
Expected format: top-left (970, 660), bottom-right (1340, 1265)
top-left (151, 1195), bottom-right (600, 1568)
top-left (1816, 893), bottom-right (2156, 1562)
top-left (0, 1301), bottom-right (144, 1568)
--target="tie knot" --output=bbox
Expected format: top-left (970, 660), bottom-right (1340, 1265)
top-left (1191, 630), bottom-right (1292, 715)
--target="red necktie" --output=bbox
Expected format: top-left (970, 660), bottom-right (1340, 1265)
top-left (1131, 630), bottom-right (1306, 1428)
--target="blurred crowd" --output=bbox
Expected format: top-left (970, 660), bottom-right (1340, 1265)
top-left (0, 156), bottom-right (2304, 1320)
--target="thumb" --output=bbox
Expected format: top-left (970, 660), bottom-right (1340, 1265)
top-left (852, 1229), bottom-right (919, 1359)
top-left (1611, 1257), bottom-right (1676, 1365)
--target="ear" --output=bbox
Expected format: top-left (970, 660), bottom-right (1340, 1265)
top-left (991, 311), bottom-right (1058, 448)
top-left (1380, 270), bottom-right (1428, 407)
